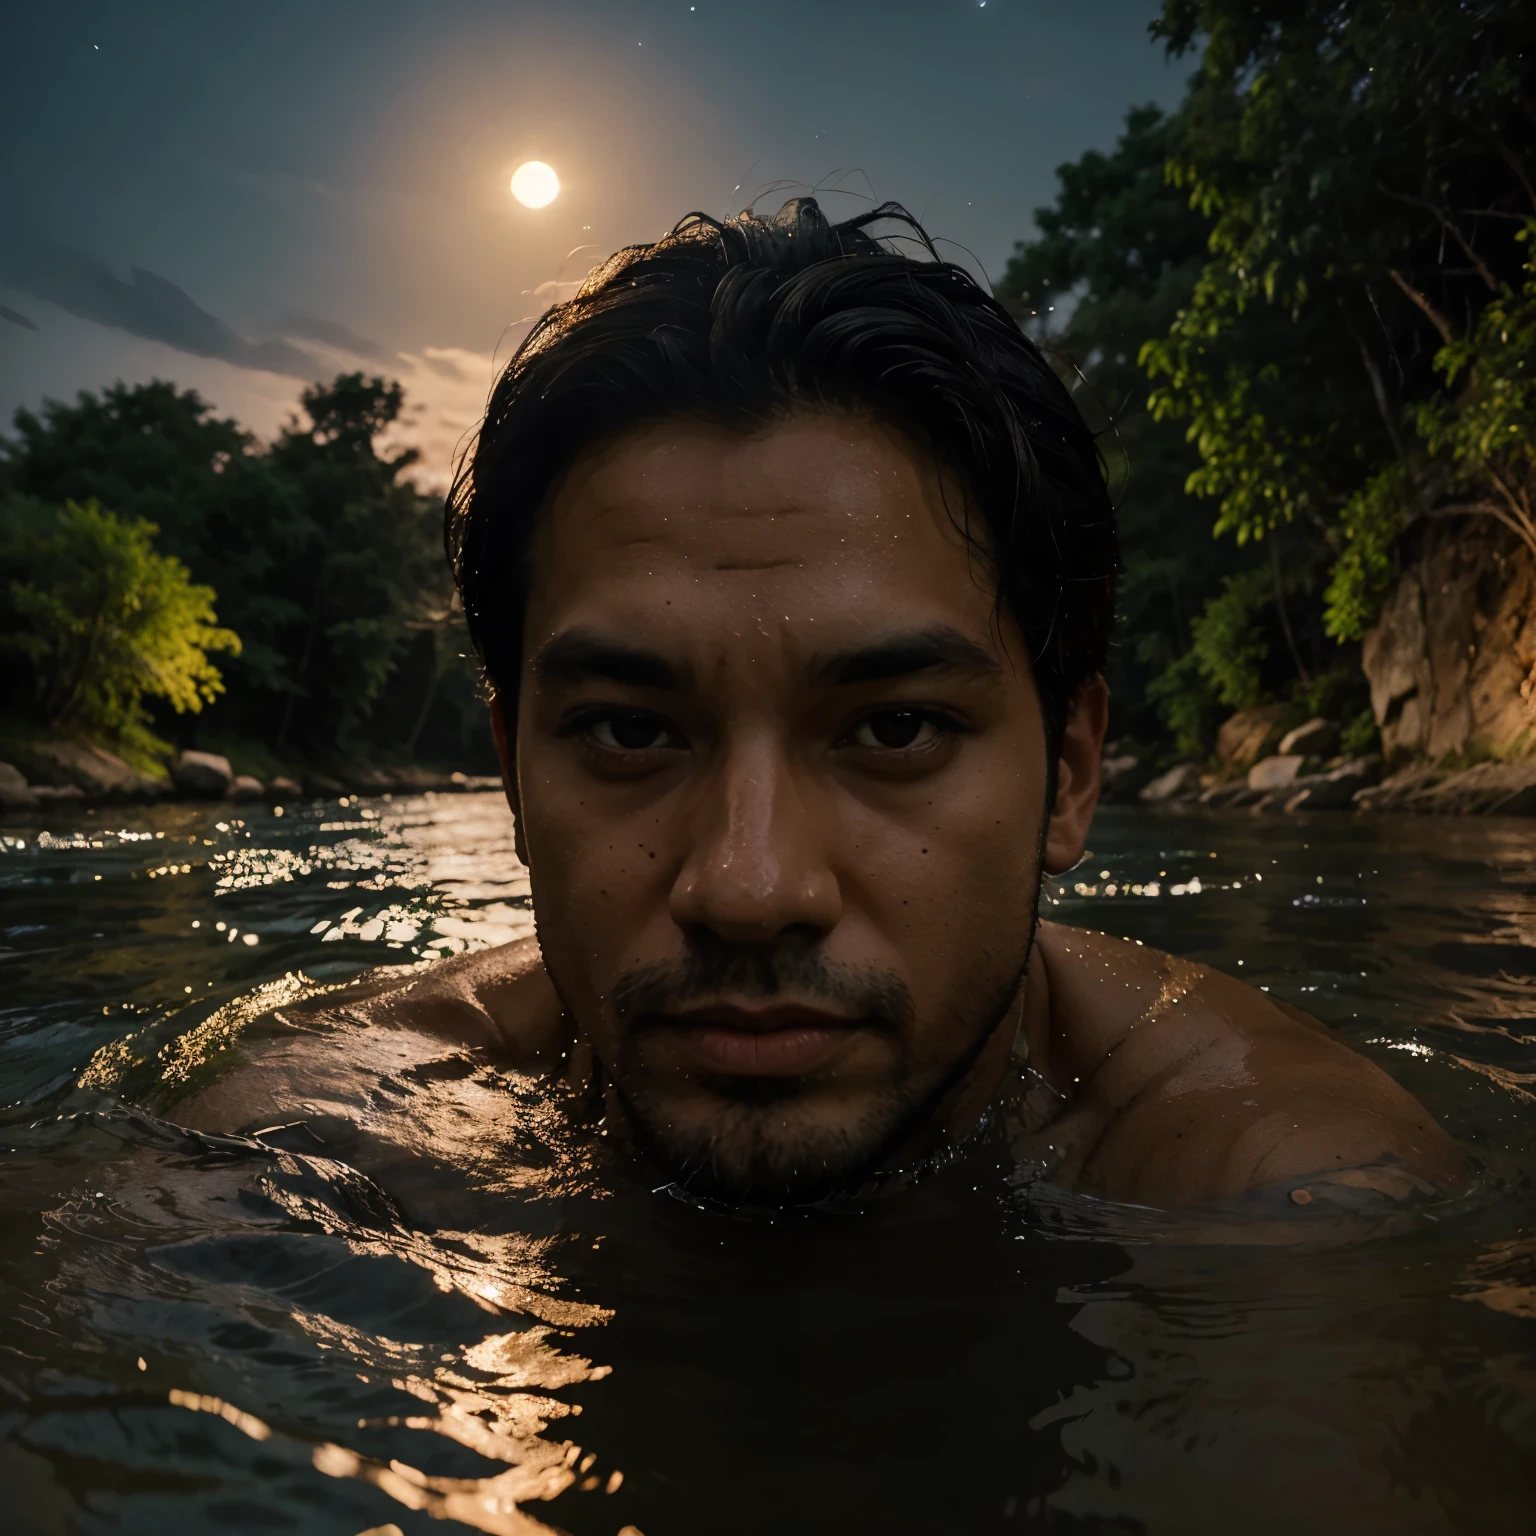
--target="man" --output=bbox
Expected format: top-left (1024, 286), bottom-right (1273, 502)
top-left (183, 198), bottom-right (1459, 1210)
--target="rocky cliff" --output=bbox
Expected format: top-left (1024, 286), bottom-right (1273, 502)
top-left (1363, 521), bottom-right (1536, 762)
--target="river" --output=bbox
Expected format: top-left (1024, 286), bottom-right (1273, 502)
top-left (1, 793), bottom-right (1533, 1534)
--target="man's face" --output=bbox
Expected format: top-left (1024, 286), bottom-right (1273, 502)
top-left (508, 413), bottom-right (1090, 1202)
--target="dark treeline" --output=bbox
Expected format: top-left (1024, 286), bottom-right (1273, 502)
top-left (0, 375), bottom-right (494, 777)
top-left (1002, 0), bottom-right (1535, 761)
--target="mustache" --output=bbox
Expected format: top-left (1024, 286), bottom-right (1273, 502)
top-left (606, 936), bottom-right (915, 1035)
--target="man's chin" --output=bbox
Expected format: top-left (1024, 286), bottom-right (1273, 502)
top-left (616, 1086), bottom-right (910, 1206)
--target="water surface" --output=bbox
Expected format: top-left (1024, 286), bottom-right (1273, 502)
top-left (1, 795), bottom-right (1533, 1534)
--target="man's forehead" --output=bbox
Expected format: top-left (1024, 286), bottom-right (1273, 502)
top-left (543, 414), bottom-right (950, 554)
top-left (525, 413), bottom-right (1014, 673)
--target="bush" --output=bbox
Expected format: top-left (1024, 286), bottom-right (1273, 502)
top-left (1339, 708), bottom-right (1380, 757)
top-left (1147, 647), bottom-right (1229, 761)
top-left (0, 497), bottom-right (240, 752)
top-left (1190, 567), bottom-right (1272, 710)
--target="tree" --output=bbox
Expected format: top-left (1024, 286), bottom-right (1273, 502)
top-left (262, 374), bottom-right (458, 758)
top-left (1144, 0), bottom-right (1536, 643)
top-left (1, 381), bottom-right (310, 707)
top-left (0, 497), bottom-right (239, 751)
top-left (0, 374), bottom-right (492, 769)
top-left (998, 104), bottom-right (1263, 747)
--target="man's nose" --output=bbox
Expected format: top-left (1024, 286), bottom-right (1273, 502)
top-left (668, 731), bottom-right (842, 944)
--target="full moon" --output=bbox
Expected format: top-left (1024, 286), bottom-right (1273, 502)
top-left (511, 161), bottom-right (559, 208)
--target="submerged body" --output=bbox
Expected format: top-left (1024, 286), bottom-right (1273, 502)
top-left (175, 920), bottom-right (1459, 1213)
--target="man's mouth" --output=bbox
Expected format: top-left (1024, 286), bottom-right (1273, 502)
top-left (654, 1002), bottom-right (866, 1077)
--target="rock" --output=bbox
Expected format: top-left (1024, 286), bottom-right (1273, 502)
top-left (1353, 763), bottom-right (1445, 811)
top-left (1278, 717), bottom-right (1340, 759)
top-left (269, 776), bottom-right (303, 797)
top-left (1139, 763), bottom-right (1200, 803)
top-left (1331, 754), bottom-right (1384, 795)
top-left (1216, 705), bottom-right (1289, 772)
top-left (1247, 754), bottom-right (1306, 793)
top-left (444, 773), bottom-right (503, 792)
top-left (1362, 520), bottom-right (1536, 762)
top-left (1100, 752), bottom-right (1139, 785)
top-left (1399, 760), bottom-right (1536, 815)
top-left (388, 764), bottom-right (455, 792)
top-left (226, 774), bottom-right (264, 801)
top-left (13, 739), bottom-right (163, 800)
top-left (172, 750), bottom-right (233, 798)
top-left (1284, 782), bottom-right (1347, 813)
top-left (305, 772), bottom-right (347, 796)
top-left (1199, 781), bottom-right (1260, 809)
top-left (1283, 756), bottom-right (1383, 811)
top-left (1099, 752), bottom-right (1158, 803)
top-left (348, 765), bottom-right (397, 793)
top-left (33, 784), bottom-right (85, 803)
top-left (0, 762), bottom-right (39, 811)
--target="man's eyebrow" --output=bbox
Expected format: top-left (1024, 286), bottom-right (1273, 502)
top-left (814, 626), bottom-right (1003, 687)
top-left (530, 630), bottom-right (681, 690)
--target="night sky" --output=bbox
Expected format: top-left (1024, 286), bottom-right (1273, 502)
top-left (1, 1), bottom-right (1188, 486)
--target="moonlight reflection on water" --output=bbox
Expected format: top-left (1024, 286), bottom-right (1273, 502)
top-left (1, 795), bottom-right (1533, 1534)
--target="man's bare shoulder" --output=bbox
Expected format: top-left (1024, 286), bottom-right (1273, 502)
top-left (344, 935), bottom-right (566, 1052)
top-left (1030, 921), bottom-right (1463, 1204)
top-left (173, 936), bottom-right (568, 1140)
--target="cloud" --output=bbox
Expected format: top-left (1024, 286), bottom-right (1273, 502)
top-left (0, 303), bottom-right (38, 331)
top-left (278, 310), bottom-right (391, 362)
top-left (419, 349), bottom-right (468, 381)
top-left (0, 228), bottom-right (555, 498)
top-left (385, 345), bottom-right (499, 493)
top-left (0, 232), bottom-right (317, 378)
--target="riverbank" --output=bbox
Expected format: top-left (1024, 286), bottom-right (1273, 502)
top-left (1116, 756), bottom-right (1536, 816)
top-left (0, 737), bottom-right (500, 814)
top-left (1098, 706), bottom-right (1536, 817)
top-left (5, 730), bottom-right (1534, 820)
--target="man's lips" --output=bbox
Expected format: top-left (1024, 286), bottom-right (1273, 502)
top-left (649, 1003), bottom-right (866, 1077)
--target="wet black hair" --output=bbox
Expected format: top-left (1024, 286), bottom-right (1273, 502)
top-left (446, 197), bottom-right (1117, 744)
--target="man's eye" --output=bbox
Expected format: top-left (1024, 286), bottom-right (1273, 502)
top-left (586, 712), bottom-right (678, 751)
top-left (850, 709), bottom-right (942, 750)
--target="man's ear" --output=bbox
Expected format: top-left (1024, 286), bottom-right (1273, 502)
top-left (1043, 674), bottom-right (1108, 875)
top-left (489, 694), bottom-right (531, 869)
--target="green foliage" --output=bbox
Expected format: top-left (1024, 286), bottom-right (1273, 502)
top-left (1324, 461), bottom-right (1413, 641)
top-left (3, 381), bottom-right (308, 702)
top-left (0, 375), bottom-right (492, 770)
top-left (1326, 221), bottom-right (1536, 638)
top-left (261, 375), bottom-right (451, 756)
top-left (1340, 707), bottom-right (1380, 757)
top-left (1146, 648), bottom-right (1226, 761)
top-left (1041, 0), bottom-right (1536, 754)
top-left (1189, 566), bottom-right (1271, 710)
top-left (1409, 222), bottom-right (1536, 554)
top-left (1294, 664), bottom-right (1371, 727)
top-left (998, 103), bottom-right (1257, 748)
top-left (0, 497), bottom-right (239, 748)
top-left (1144, 0), bottom-right (1535, 643)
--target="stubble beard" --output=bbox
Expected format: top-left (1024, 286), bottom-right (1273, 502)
top-left (597, 928), bottom-right (1036, 1207)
